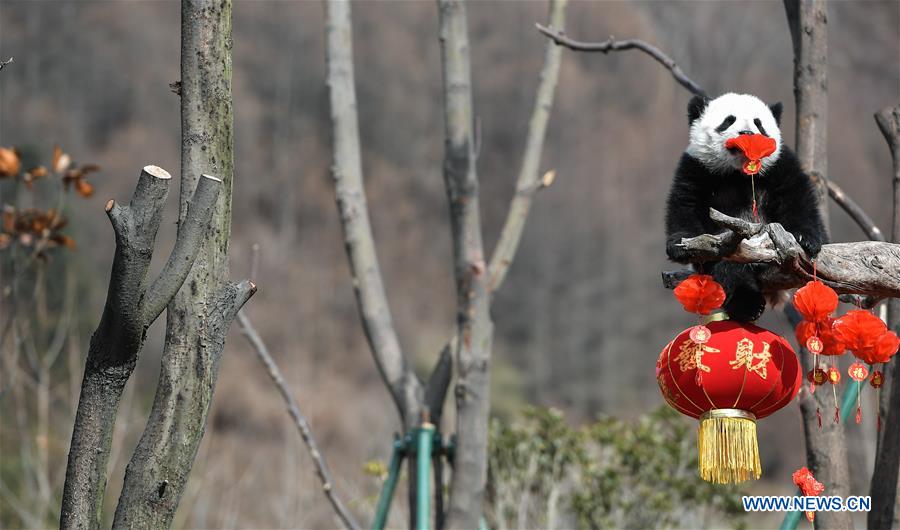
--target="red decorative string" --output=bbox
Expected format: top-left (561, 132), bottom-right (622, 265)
top-left (816, 407), bottom-right (822, 430)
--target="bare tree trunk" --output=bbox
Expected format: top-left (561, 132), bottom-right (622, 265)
top-left (436, 1), bottom-right (494, 528)
top-left (783, 2), bottom-right (852, 529)
top-left (870, 104), bottom-right (900, 530)
top-left (112, 1), bottom-right (254, 527)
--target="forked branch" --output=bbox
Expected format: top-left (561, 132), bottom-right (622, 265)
top-left (61, 166), bottom-right (222, 530)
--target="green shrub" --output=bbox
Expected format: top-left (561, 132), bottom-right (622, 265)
top-left (487, 406), bottom-right (746, 530)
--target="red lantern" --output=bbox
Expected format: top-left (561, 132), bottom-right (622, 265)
top-left (871, 370), bottom-right (885, 389)
top-left (832, 310), bottom-right (898, 364)
top-left (674, 274), bottom-right (726, 315)
top-left (793, 281), bottom-right (839, 324)
top-left (724, 134), bottom-right (776, 175)
top-left (657, 319), bottom-right (801, 484)
top-left (796, 319), bottom-right (845, 356)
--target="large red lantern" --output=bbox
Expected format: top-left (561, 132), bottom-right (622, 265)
top-left (657, 318), bottom-right (802, 484)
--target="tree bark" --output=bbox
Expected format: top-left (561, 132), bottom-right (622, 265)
top-left (112, 1), bottom-right (254, 527)
top-left (783, 2), bottom-right (853, 528)
top-left (869, 104), bottom-right (900, 530)
top-left (666, 209), bottom-right (900, 299)
top-left (324, 0), bottom-right (424, 433)
top-left (59, 166), bottom-right (222, 530)
top-left (436, 1), bottom-right (494, 528)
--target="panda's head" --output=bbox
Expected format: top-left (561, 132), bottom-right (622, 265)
top-left (685, 93), bottom-right (783, 175)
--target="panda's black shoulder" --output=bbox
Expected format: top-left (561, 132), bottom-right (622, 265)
top-left (674, 152), bottom-right (716, 183)
top-left (764, 146), bottom-right (815, 190)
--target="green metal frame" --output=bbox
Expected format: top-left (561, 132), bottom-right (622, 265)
top-left (416, 423), bottom-right (435, 530)
top-left (372, 424), bottom-right (466, 530)
top-left (372, 436), bottom-right (405, 530)
top-left (779, 380), bottom-right (863, 530)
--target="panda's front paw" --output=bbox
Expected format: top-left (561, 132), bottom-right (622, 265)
top-left (666, 238), bottom-right (692, 263)
top-left (801, 237), bottom-right (823, 258)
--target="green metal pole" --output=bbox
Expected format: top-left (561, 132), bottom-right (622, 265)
top-left (373, 438), bottom-right (405, 530)
top-left (417, 423), bottom-right (435, 530)
top-left (779, 380), bottom-right (862, 530)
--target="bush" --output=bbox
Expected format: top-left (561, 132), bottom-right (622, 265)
top-left (487, 406), bottom-right (746, 530)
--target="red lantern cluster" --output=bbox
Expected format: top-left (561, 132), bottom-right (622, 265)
top-left (791, 280), bottom-right (900, 428)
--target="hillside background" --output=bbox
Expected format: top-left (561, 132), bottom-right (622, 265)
top-left (1, 1), bottom-right (898, 527)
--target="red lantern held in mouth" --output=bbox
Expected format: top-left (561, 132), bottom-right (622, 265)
top-left (657, 319), bottom-right (802, 484)
top-left (724, 134), bottom-right (777, 175)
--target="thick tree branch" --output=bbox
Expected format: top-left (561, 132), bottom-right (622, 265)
top-left (870, 103), bottom-right (900, 530)
top-left (324, 0), bottom-right (423, 431)
top-left (670, 208), bottom-right (900, 299)
top-left (488, 0), bottom-right (567, 292)
top-left (535, 23), bottom-right (707, 98)
top-left (61, 165), bottom-right (220, 530)
top-left (437, 1), bottom-right (494, 528)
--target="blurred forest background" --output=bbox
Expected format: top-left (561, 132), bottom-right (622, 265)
top-left (1, 1), bottom-right (898, 528)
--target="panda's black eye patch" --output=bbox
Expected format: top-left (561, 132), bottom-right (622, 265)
top-left (754, 118), bottom-right (768, 137)
top-left (715, 115), bottom-right (736, 133)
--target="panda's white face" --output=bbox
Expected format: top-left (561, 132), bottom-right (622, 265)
top-left (686, 93), bottom-right (782, 175)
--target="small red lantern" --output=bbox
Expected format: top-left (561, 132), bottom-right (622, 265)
top-left (657, 319), bottom-right (801, 484)
top-left (806, 368), bottom-right (827, 385)
top-left (871, 370), bottom-right (885, 389)
top-left (848, 362), bottom-right (870, 382)
top-left (796, 318), bottom-right (845, 356)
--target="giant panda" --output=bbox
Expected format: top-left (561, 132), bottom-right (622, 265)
top-left (665, 93), bottom-right (827, 322)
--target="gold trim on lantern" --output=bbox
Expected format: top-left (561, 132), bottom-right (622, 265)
top-left (698, 409), bottom-right (761, 484)
top-left (702, 310), bottom-right (730, 324)
top-left (700, 409), bottom-right (756, 421)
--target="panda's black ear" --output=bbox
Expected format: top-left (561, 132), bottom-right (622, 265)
top-left (769, 102), bottom-right (783, 126)
top-left (687, 95), bottom-right (710, 125)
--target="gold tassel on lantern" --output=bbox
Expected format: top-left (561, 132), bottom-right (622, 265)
top-left (698, 409), bottom-right (761, 484)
